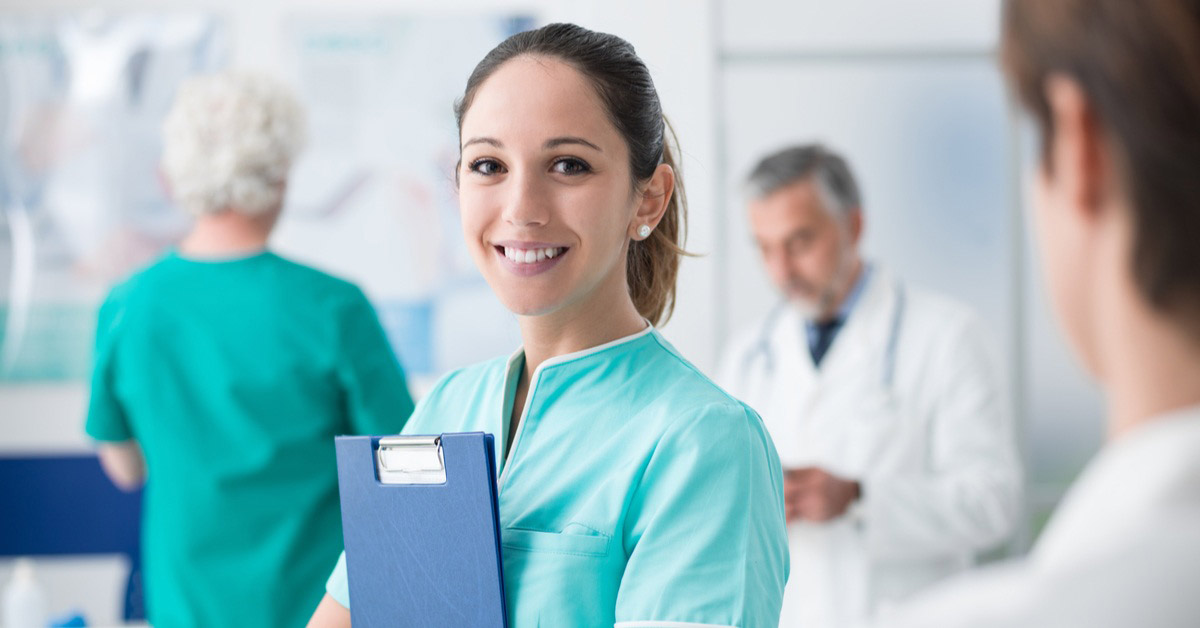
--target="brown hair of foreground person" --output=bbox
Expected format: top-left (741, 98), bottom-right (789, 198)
top-left (1002, 0), bottom-right (1200, 341)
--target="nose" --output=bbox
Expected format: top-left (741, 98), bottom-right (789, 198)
top-left (501, 169), bottom-right (551, 229)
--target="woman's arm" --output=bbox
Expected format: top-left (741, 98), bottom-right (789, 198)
top-left (96, 440), bottom-right (146, 491)
top-left (616, 401), bottom-right (790, 627)
top-left (307, 594), bottom-right (350, 628)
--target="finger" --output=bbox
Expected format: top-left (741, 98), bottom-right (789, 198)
top-left (784, 483), bottom-right (807, 499)
top-left (789, 467), bottom-right (816, 479)
top-left (800, 500), bottom-right (830, 522)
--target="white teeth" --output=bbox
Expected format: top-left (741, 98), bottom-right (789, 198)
top-left (501, 247), bottom-right (565, 264)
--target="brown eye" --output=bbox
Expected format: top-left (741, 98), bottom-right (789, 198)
top-left (469, 158), bottom-right (505, 176)
top-left (552, 157), bottom-right (591, 175)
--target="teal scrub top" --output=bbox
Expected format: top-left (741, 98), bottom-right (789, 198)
top-left (85, 250), bottom-right (415, 628)
top-left (327, 326), bottom-right (789, 627)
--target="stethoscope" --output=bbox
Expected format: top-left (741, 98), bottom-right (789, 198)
top-left (741, 278), bottom-right (907, 392)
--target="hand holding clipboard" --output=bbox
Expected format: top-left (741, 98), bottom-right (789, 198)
top-left (335, 433), bottom-right (508, 627)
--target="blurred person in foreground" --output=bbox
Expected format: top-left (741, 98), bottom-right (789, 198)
top-left (882, 1), bottom-right (1200, 626)
top-left (84, 72), bottom-right (415, 627)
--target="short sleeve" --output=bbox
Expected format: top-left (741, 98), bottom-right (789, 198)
top-left (615, 402), bottom-right (789, 628)
top-left (323, 368), bottom-right (460, 614)
top-left (336, 287), bottom-right (416, 435)
top-left (85, 292), bottom-right (133, 442)
top-left (325, 551), bottom-right (350, 609)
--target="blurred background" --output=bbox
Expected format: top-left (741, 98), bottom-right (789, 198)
top-left (0, 0), bottom-right (1103, 623)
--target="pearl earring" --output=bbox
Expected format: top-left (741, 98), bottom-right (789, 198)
top-left (638, 225), bottom-right (652, 238)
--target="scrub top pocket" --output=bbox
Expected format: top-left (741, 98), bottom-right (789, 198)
top-left (500, 527), bottom-right (621, 626)
top-left (502, 527), bottom-right (611, 557)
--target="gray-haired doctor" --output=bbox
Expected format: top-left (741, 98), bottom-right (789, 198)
top-left (717, 144), bottom-right (1022, 628)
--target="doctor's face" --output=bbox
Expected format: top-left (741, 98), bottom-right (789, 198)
top-left (748, 179), bottom-right (861, 318)
top-left (457, 56), bottom-right (642, 318)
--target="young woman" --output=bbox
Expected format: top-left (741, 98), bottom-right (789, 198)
top-left (884, 1), bottom-right (1200, 626)
top-left (308, 23), bottom-right (789, 628)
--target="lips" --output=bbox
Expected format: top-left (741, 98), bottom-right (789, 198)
top-left (501, 245), bottom-right (566, 264)
top-left (492, 242), bottom-right (570, 277)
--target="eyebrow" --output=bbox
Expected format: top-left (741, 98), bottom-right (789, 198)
top-left (544, 136), bottom-right (602, 152)
top-left (459, 136), bottom-right (603, 152)
top-left (461, 137), bottom-right (502, 149)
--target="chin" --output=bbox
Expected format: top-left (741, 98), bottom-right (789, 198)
top-left (495, 289), bottom-right (564, 318)
top-left (788, 296), bottom-right (821, 319)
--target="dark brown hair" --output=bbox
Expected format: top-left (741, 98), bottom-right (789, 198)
top-left (454, 23), bottom-right (688, 326)
top-left (1002, 0), bottom-right (1200, 334)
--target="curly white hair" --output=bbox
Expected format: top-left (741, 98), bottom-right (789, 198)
top-left (161, 72), bottom-right (306, 217)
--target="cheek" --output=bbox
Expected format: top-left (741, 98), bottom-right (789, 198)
top-left (1033, 168), bottom-right (1093, 365)
top-left (457, 187), bottom-right (495, 246)
top-left (1033, 169), bottom-right (1071, 295)
top-left (788, 251), bottom-right (813, 278)
top-left (570, 182), bottom-right (635, 250)
top-left (807, 236), bottom-right (841, 277)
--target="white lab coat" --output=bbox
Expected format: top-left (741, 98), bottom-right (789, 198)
top-left (880, 406), bottom-right (1200, 628)
top-left (717, 267), bottom-right (1021, 628)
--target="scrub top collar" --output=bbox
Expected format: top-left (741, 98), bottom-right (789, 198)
top-left (168, 247), bottom-right (274, 264)
top-left (497, 320), bottom-right (655, 478)
top-left (501, 320), bottom-right (655, 378)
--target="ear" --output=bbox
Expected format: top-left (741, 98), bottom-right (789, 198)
top-left (1044, 74), bottom-right (1108, 221)
top-left (629, 163), bottom-right (675, 240)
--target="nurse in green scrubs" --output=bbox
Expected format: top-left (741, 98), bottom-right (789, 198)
top-left (309, 23), bottom-right (789, 628)
top-left (85, 73), bottom-right (415, 627)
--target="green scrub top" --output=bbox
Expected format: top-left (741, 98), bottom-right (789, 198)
top-left (326, 326), bottom-right (789, 627)
top-left (85, 250), bottom-right (415, 628)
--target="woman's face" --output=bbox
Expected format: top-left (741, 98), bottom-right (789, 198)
top-left (458, 56), bottom-right (642, 318)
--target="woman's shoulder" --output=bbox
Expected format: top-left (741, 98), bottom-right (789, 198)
top-left (643, 332), bottom-right (747, 404)
top-left (640, 332), bottom-right (770, 442)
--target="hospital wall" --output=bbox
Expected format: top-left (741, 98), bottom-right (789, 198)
top-left (0, 0), bottom-right (1105, 622)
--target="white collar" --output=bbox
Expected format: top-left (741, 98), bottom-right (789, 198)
top-left (1033, 404), bottom-right (1200, 568)
top-left (504, 321), bottom-right (655, 376)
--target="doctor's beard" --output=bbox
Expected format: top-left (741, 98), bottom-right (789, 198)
top-left (787, 289), bottom-right (824, 320)
top-left (785, 253), bottom-right (857, 321)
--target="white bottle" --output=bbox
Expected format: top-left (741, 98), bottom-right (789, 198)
top-left (2, 558), bottom-right (47, 628)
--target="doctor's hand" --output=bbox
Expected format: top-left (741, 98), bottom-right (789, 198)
top-left (783, 467), bottom-right (861, 523)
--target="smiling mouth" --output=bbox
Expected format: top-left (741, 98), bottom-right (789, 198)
top-left (495, 245), bottom-right (569, 264)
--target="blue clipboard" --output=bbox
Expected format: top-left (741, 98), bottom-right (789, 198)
top-left (335, 432), bottom-right (508, 627)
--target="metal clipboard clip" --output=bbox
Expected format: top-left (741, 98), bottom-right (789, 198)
top-left (376, 436), bottom-right (447, 485)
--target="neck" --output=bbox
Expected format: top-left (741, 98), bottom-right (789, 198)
top-left (517, 266), bottom-right (647, 377)
top-left (1103, 302), bottom-right (1200, 439)
top-left (178, 210), bottom-right (274, 258)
